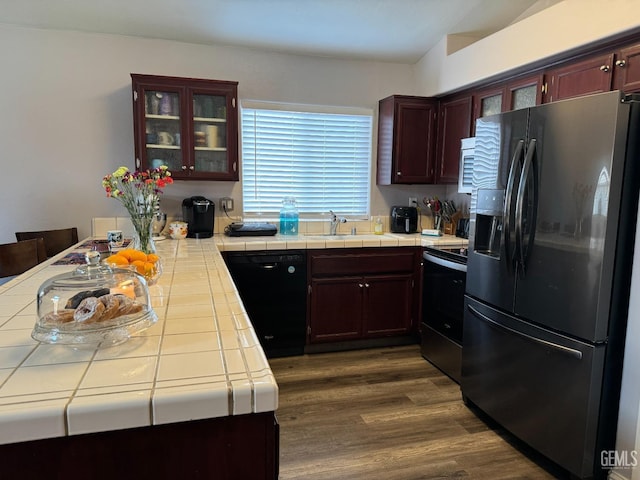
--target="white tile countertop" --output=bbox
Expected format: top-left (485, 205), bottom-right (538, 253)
top-left (0, 231), bottom-right (465, 446)
top-left (0, 237), bottom-right (276, 446)
top-left (216, 231), bottom-right (467, 251)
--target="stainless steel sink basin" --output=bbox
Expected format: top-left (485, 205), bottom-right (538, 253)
top-left (304, 233), bottom-right (387, 241)
top-left (303, 233), bottom-right (352, 240)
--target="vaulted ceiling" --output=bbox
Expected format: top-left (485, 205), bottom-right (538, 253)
top-left (0, 0), bottom-right (561, 63)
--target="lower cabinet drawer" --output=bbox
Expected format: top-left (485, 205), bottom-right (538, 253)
top-left (310, 248), bottom-right (416, 276)
top-left (420, 323), bottom-right (462, 383)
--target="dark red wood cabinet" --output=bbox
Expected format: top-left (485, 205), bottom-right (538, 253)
top-left (375, 36), bottom-right (640, 189)
top-left (131, 73), bottom-right (239, 181)
top-left (377, 95), bottom-right (438, 184)
top-left (613, 43), bottom-right (640, 93)
top-left (546, 43), bottom-right (640, 101)
top-left (435, 94), bottom-right (472, 184)
top-left (470, 74), bottom-right (543, 136)
top-left (308, 248), bottom-right (420, 344)
top-left (546, 53), bottom-right (615, 102)
top-left (0, 412), bottom-right (279, 480)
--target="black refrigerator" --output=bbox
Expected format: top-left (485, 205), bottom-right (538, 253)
top-left (463, 91), bottom-right (640, 479)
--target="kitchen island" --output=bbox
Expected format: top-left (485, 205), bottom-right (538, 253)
top-left (0, 231), bottom-right (465, 478)
top-left (0, 238), bottom-right (278, 479)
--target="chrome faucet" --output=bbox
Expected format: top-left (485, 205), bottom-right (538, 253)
top-left (329, 210), bottom-right (347, 235)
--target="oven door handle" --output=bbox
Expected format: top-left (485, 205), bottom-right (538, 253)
top-left (423, 252), bottom-right (467, 273)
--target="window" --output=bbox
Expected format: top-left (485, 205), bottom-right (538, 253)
top-left (241, 101), bottom-right (372, 217)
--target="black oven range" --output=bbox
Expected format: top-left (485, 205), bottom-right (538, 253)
top-left (420, 245), bottom-right (467, 383)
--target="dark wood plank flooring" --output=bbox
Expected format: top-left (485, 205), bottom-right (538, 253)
top-left (270, 345), bottom-right (568, 479)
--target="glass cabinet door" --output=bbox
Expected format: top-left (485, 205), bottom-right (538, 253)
top-left (507, 75), bottom-right (543, 111)
top-left (511, 85), bottom-right (538, 110)
top-left (192, 93), bottom-right (228, 174)
top-left (480, 93), bottom-right (503, 117)
top-left (143, 89), bottom-right (183, 172)
top-left (472, 87), bottom-right (505, 136)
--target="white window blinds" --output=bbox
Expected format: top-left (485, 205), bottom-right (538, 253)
top-left (241, 101), bottom-right (372, 217)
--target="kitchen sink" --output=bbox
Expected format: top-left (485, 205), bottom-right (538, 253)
top-left (304, 233), bottom-right (387, 241)
top-left (303, 234), bottom-right (349, 240)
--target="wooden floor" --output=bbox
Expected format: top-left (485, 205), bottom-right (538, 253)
top-left (270, 344), bottom-right (568, 480)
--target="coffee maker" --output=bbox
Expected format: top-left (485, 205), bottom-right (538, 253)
top-left (182, 196), bottom-right (215, 238)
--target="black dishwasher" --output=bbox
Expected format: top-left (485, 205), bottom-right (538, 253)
top-left (223, 250), bottom-right (307, 358)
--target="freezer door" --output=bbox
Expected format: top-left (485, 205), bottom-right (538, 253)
top-left (514, 91), bottom-right (630, 342)
top-left (461, 296), bottom-right (606, 479)
top-left (466, 109), bottom-right (528, 312)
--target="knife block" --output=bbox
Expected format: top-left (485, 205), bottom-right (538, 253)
top-left (444, 212), bottom-right (462, 235)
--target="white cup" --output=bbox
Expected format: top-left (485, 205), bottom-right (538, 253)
top-left (169, 222), bottom-right (188, 240)
top-left (107, 230), bottom-right (124, 248)
top-left (157, 131), bottom-right (174, 145)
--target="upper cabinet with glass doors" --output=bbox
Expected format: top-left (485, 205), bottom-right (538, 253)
top-left (131, 74), bottom-right (239, 181)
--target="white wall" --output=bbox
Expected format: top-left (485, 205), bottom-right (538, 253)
top-left (0, 22), bottom-right (444, 244)
top-left (415, 0), bottom-right (640, 96)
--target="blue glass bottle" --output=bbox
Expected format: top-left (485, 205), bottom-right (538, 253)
top-left (279, 197), bottom-right (299, 235)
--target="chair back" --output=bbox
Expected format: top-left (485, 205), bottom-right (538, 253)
top-left (15, 227), bottom-right (78, 258)
top-left (0, 238), bottom-right (47, 278)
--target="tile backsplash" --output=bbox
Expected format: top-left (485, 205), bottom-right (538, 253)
top-left (93, 213), bottom-right (436, 238)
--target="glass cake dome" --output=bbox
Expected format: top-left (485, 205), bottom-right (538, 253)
top-left (32, 250), bottom-right (158, 347)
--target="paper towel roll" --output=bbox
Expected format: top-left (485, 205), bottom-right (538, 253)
top-left (206, 125), bottom-right (219, 148)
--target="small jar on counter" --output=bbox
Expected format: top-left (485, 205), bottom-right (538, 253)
top-left (279, 197), bottom-right (299, 235)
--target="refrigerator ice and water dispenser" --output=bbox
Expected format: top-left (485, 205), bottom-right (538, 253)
top-left (473, 189), bottom-right (504, 258)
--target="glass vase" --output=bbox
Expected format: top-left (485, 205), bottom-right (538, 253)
top-left (130, 214), bottom-right (156, 254)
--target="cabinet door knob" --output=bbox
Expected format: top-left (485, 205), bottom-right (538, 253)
top-left (600, 65), bottom-right (610, 72)
top-left (396, 171), bottom-right (402, 176)
top-left (358, 283), bottom-right (364, 288)
top-left (364, 283), bottom-right (370, 288)
top-left (181, 165), bottom-right (187, 170)
top-left (189, 166), bottom-right (195, 170)
top-left (616, 60), bottom-right (627, 67)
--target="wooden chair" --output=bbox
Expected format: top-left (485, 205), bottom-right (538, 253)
top-left (15, 227), bottom-right (78, 258)
top-left (0, 238), bottom-right (47, 279)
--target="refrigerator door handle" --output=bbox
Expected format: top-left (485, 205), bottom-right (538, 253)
top-left (515, 139), bottom-right (537, 271)
top-left (504, 140), bottom-right (524, 270)
top-left (467, 304), bottom-right (583, 360)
